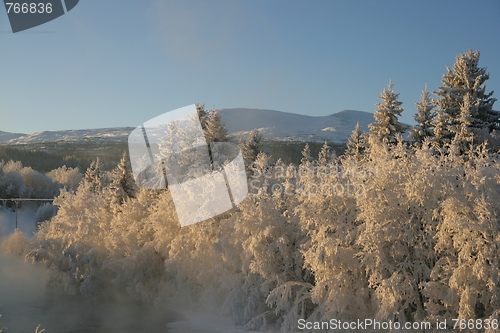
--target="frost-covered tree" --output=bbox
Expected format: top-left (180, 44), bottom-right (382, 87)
top-left (46, 165), bottom-right (82, 189)
top-left (240, 128), bottom-right (261, 169)
top-left (0, 160), bottom-right (61, 199)
top-left (109, 152), bottom-right (137, 211)
top-left (450, 93), bottom-right (475, 152)
top-left (369, 81), bottom-right (408, 144)
top-left (433, 108), bottom-right (452, 145)
top-left (157, 115), bottom-right (211, 185)
top-left (0, 161), bottom-right (26, 198)
top-left (410, 85), bottom-right (436, 144)
top-left (300, 143), bottom-right (312, 165)
top-left (81, 158), bottom-right (102, 193)
top-left (433, 49), bottom-right (499, 143)
top-left (346, 122), bottom-right (367, 157)
top-left (204, 110), bottom-right (228, 143)
top-left (421, 143), bottom-right (500, 326)
top-left (25, 124), bottom-right (500, 332)
top-left (317, 141), bottom-right (333, 167)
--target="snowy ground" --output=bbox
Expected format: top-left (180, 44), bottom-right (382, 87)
top-left (0, 206), bottom-right (38, 238)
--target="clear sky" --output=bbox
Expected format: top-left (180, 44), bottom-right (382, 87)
top-left (1, 0), bottom-right (499, 134)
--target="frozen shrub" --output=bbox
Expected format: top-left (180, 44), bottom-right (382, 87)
top-left (20, 167), bottom-right (62, 198)
top-left (47, 165), bottom-right (82, 189)
top-left (4, 229), bottom-right (31, 256)
top-left (35, 203), bottom-right (58, 223)
top-left (0, 169), bottom-right (26, 198)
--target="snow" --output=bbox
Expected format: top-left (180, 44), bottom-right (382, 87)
top-left (0, 207), bottom-right (38, 238)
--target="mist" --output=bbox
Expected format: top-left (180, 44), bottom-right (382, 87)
top-left (0, 245), bottom-right (182, 333)
top-left (0, 250), bottom-right (48, 332)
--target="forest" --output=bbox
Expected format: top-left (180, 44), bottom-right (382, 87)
top-left (1, 49), bottom-right (499, 332)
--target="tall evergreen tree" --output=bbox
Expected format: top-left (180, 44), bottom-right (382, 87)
top-left (240, 128), bottom-right (261, 168)
top-left (81, 157), bottom-right (102, 193)
top-left (368, 81), bottom-right (408, 144)
top-left (451, 93), bottom-right (475, 152)
top-left (410, 85), bottom-right (436, 144)
top-left (433, 49), bottom-right (498, 143)
top-left (433, 109), bottom-right (451, 145)
top-left (109, 152), bottom-right (137, 209)
top-left (346, 122), bottom-right (367, 157)
top-left (300, 143), bottom-right (312, 165)
top-left (317, 141), bottom-right (332, 167)
top-left (204, 110), bottom-right (228, 143)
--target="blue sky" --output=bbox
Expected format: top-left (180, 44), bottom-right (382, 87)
top-left (1, 0), bottom-right (499, 134)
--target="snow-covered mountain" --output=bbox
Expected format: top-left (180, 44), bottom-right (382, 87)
top-left (0, 109), bottom-right (379, 144)
top-left (219, 108), bottom-right (374, 142)
top-left (0, 127), bottom-right (135, 145)
top-left (0, 130), bottom-right (26, 142)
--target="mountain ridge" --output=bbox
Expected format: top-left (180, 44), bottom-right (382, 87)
top-left (0, 109), bottom-right (380, 144)
top-left (218, 108), bottom-right (375, 142)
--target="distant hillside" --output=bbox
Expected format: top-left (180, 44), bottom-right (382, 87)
top-left (0, 130), bottom-right (26, 142)
top-left (0, 109), bottom-right (386, 145)
top-left (0, 127), bottom-right (134, 145)
top-left (218, 108), bottom-right (375, 142)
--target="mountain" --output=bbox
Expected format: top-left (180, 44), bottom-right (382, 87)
top-left (0, 127), bottom-right (134, 145)
top-left (0, 130), bottom-right (26, 142)
top-left (0, 109), bottom-right (381, 144)
top-left (219, 108), bottom-right (375, 142)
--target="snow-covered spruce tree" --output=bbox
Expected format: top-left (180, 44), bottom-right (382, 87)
top-left (346, 122), bottom-right (367, 158)
top-left (108, 151), bottom-right (137, 212)
top-left (433, 49), bottom-right (499, 144)
top-left (204, 110), bottom-right (228, 143)
top-left (317, 141), bottom-right (333, 167)
top-left (300, 143), bottom-right (312, 165)
top-left (433, 108), bottom-right (452, 146)
top-left (82, 157), bottom-right (102, 193)
top-left (240, 128), bottom-right (262, 169)
top-left (410, 85), bottom-right (436, 144)
top-left (368, 81), bottom-right (408, 144)
top-left (450, 93), bottom-right (475, 154)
